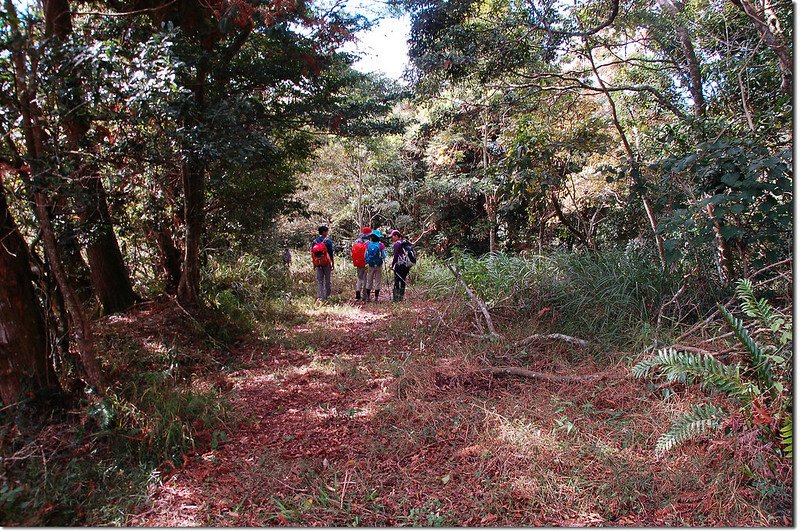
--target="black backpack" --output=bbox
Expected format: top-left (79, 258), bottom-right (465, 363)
top-left (399, 241), bottom-right (417, 266)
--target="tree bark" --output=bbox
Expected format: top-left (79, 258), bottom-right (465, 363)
top-left (486, 193), bottom-right (499, 253)
top-left (177, 61), bottom-right (209, 308)
top-left (177, 157), bottom-right (207, 306)
top-left (148, 220), bottom-right (182, 294)
top-left (81, 176), bottom-right (137, 314)
top-left (59, 222), bottom-right (94, 303)
top-left (480, 366), bottom-right (604, 383)
top-left (656, 0), bottom-right (706, 117)
top-left (705, 202), bottom-right (733, 285)
top-left (0, 176), bottom-right (59, 406)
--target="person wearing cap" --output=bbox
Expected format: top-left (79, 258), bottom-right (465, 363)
top-left (363, 229), bottom-right (386, 301)
top-left (351, 226), bottom-right (372, 301)
top-left (390, 229), bottom-right (410, 302)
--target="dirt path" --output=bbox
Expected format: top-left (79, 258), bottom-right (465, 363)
top-left (129, 291), bottom-right (783, 527)
top-left (132, 299), bottom-right (419, 526)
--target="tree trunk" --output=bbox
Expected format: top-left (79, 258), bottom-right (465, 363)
top-left (0, 178), bottom-right (59, 407)
top-left (44, 0), bottom-right (137, 315)
top-left (584, 40), bottom-right (666, 268)
top-left (59, 222), bottom-right (94, 303)
top-left (550, 192), bottom-right (595, 251)
top-left (148, 220), bottom-right (182, 294)
top-left (7, 0), bottom-right (104, 389)
top-left (177, 63), bottom-right (209, 307)
top-left (81, 176), bottom-right (137, 314)
top-left (705, 203), bottom-right (733, 285)
top-left (177, 157), bottom-right (206, 306)
top-left (730, 0), bottom-right (792, 94)
top-left (657, 0), bottom-right (706, 117)
top-left (486, 193), bottom-right (498, 253)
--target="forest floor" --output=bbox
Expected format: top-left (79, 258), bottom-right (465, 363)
top-left (126, 269), bottom-right (790, 527)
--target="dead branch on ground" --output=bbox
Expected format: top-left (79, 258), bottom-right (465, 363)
top-left (480, 366), bottom-right (605, 383)
top-left (515, 333), bottom-right (589, 348)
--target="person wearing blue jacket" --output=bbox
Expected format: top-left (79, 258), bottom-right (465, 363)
top-left (363, 230), bottom-right (386, 302)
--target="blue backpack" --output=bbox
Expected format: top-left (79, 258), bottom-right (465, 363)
top-left (365, 241), bottom-right (383, 267)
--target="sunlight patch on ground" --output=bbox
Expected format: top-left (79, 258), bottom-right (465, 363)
top-left (142, 339), bottom-right (171, 355)
top-left (304, 304), bottom-right (390, 324)
top-left (493, 415), bottom-right (560, 455)
top-left (147, 482), bottom-right (204, 527)
top-left (292, 357), bottom-right (337, 376)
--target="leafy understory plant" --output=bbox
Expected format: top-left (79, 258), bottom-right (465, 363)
top-left (632, 279), bottom-right (791, 457)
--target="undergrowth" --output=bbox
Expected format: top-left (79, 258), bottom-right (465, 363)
top-left (633, 279), bottom-right (792, 458)
top-left (203, 251), bottom-right (296, 338)
top-left (415, 248), bottom-right (686, 352)
top-left (0, 257), bottom-right (263, 525)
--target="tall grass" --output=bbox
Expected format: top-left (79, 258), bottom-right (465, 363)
top-left (415, 249), bottom-right (683, 351)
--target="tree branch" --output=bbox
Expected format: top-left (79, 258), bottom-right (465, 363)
top-left (446, 260), bottom-right (499, 338)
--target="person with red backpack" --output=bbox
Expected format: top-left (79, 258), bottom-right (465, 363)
top-left (351, 226), bottom-right (372, 302)
top-left (311, 225), bottom-right (334, 300)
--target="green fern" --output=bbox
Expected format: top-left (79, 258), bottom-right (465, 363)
top-left (736, 279), bottom-right (792, 359)
top-left (718, 304), bottom-right (773, 391)
top-left (655, 403), bottom-right (725, 457)
top-left (633, 348), bottom-right (755, 402)
top-left (780, 415), bottom-right (792, 458)
top-left (736, 279), bottom-right (790, 341)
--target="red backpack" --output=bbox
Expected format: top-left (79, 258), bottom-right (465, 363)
top-left (351, 240), bottom-right (368, 268)
top-left (311, 241), bottom-right (331, 267)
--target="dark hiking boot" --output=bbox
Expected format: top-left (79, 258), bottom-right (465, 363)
top-left (364, 290), bottom-right (371, 301)
top-left (374, 290), bottom-right (380, 302)
top-left (355, 290), bottom-right (361, 301)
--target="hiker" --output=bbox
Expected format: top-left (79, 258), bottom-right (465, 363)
top-left (390, 229), bottom-right (416, 302)
top-left (351, 226), bottom-right (372, 302)
top-left (311, 225), bottom-right (334, 300)
top-left (282, 247), bottom-right (292, 269)
top-left (363, 229), bottom-right (386, 302)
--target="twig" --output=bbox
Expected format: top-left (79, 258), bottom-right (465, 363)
top-left (0, 398), bottom-right (31, 413)
top-left (657, 271), bottom-right (692, 329)
top-left (339, 469), bottom-right (351, 509)
top-left (514, 333), bottom-right (589, 348)
top-left (425, 308), bottom-right (484, 339)
top-left (445, 261), bottom-right (499, 338)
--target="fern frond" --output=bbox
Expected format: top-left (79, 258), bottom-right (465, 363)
top-left (780, 415), bottom-right (792, 459)
top-left (719, 304), bottom-right (773, 390)
top-left (631, 355), bottom-right (661, 379)
top-left (641, 348), bottom-right (754, 402)
top-left (656, 403), bottom-right (726, 457)
top-left (736, 279), bottom-right (779, 330)
top-left (735, 279), bottom-right (792, 347)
